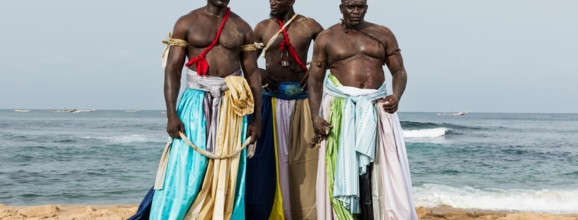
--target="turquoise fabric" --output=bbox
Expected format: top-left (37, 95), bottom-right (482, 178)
top-left (324, 75), bottom-right (387, 214)
top-left (231, 117), bottom-right (248, 219)
top-left (150, 88), bottom-right (209, 220)
top-left (149, 88), bottom-right (249, 220)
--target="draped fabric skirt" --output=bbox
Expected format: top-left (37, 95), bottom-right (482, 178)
top-left (316, 94), bottom-right (417, 220)
top-left (245, 94), bottom-right (318, 220)
top-left (147, 88), bottom-right (248, 220)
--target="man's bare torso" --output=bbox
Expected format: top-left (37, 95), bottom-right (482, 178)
top-left (179, 8), bottom-right (251, 77)
top-left (256, 16), bottom-right (322, 82)
top-left (320, 22), bottom-right (394, 89)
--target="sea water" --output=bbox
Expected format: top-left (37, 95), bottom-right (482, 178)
top-left (1, 110), bottom-right (577, 213)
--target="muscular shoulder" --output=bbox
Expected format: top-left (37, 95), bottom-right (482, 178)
top-left (319, 24), bottom-right (344, 39)
top-left (297, 15), bottom-right (324, 35)
top-left (254, 18), bottom-right (276, 37)
top-left (173, 12), bottom-right (191, 29)
top-left (229, 11), bottom-right (253, 32)
top-left (367, 22), bottom-right (397, 44)
top-left (172, 9), bottom-right (204, 38)
top-left (256, 18), bottom-right (276, 29)
top-left (313, 24), bottom-right (341, 46)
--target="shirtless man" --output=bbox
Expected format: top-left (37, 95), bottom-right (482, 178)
top-left (308, 0), bottom-right (418, 219)
top-left (244, 0), bottom-right (323, 219)
top-left (130, 1), bottom-right (262, 219)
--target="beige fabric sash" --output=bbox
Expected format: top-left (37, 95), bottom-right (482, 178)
top-left (262, 14), bottom-right (298, 58)
top-left (161, 32), bottom-right (188, 67)
top-left (186, 76), bottom-right (255, 220)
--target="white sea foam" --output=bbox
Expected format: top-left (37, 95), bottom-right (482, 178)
top-left (413, 184), bottom-right (578, 214)
top-left (83, 135), bottom-right (166, 144)
top-left (403, 128), bottom-right (449, 138)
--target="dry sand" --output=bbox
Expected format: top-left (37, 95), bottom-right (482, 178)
top-left (417, 206), bottom-right (578, 220)
top-left (1, 204), bottom-right (577, 220)
top-left (0, 204), bottom-right (137, 220)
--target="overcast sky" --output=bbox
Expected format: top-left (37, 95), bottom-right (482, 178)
top-left (1, 0), bottom-right (576, 113)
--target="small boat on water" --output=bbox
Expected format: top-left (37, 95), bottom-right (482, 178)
top-left (438, 111), bottom-right (468, 116)
top-left (76, 109), bottom-right (96, 113)
top-left (14, 109), bottom-right (30, 113)
top-left (125, 110), bottom-right (140, 113)
top-left (57, 109), bottom-right (95, 113)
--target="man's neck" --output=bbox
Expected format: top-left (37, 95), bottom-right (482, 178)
top-left (342, 18), bottom-right (367, 31)
top-left (205, 4), bottom-right (228, 17)
top-left (279, 8), bottom-right (296, 23)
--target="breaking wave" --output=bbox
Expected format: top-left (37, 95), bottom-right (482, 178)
top-left (413, 184), bottom-right (578, 214)
top-left (403, 128), bottom-right (450, 138)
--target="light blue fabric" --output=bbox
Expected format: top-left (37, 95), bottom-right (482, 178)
top-left (231, 117), bottom-right (248, 219)
top-left (324, 76), bottom-right (387, 214)
top-left (150, 88), bottom-right (209, 220)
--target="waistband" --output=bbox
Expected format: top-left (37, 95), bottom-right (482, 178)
top-left (262, 82), bottom-right (307, 100)
top-left (186, 69), bottom-right (242, 97)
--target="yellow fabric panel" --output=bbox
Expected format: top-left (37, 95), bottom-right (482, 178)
top-left (185, 76), bottom-right (254, 220)
top-left (268, 98), bottom-right (286, 220)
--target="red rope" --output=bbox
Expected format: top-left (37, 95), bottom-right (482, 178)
top-left (276, 18), bottom-right (308, 72)
top-left (185, 8), bottom-right (231, 76)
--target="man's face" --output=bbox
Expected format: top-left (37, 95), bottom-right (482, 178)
top-left (340, 0), bottom-right (368, 26)
top-left (208, 0), bottom-right (230, 8)
top-left (270, 0), bottom-right (294, 18)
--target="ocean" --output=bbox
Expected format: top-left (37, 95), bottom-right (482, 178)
top-left (1, 110), bottom-right (577, 213)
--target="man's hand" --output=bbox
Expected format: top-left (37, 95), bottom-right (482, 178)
top-left (313, 116), bottom-right (333, 137)
top-left (299, 72), bottom-right (309, 92)
top-left (167, 116), bottom-right (185, 138)
top-left (246, 119), bottom-right (260, 144)
top-left (260, 69), bottom-right (279, 92)
top-left (380, 94), bottom-right (400, 114)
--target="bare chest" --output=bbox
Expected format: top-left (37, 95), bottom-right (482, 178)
top-left (262, 22), bottom-right (312, 50)
top-left (188, 20), bottom-right (245, 50)
top-left (326, 31), bottom-right (386, 62)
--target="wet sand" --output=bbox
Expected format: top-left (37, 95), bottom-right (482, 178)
top-left (1, 204), bottom-right (577, 220)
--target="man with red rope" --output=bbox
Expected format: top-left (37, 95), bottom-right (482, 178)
top-left (129, 0), bottom-right (262, 219)
top-left (245, 0), bottom-right (324, 219)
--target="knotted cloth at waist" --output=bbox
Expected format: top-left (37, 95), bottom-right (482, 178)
top-left (324, 74), bottom-right (387, 213)
top-left (154, 70), bottom-right (254, 190)
top-left (262, 82), bottom-right (307, 100)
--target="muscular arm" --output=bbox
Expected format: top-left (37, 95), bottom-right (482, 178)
top-left (382, 28), bottom-right (407, 113)
top-left (240, 25), bottom-right (262, 143)
top-left (164, 17), bottom-right (188, 137)
top-left (308, 32), bottom-right (332, 136)
top-left (298, 19), bottom-right (325, 90)
top-left (254, 22), bottom-right (265, 58)
top-left (310, 19), bottom-right (325, 41)
top-left (253, 20), bottom-right (279, 91)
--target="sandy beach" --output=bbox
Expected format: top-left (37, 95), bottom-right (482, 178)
top-left (1, 204), bottom-right (577, 220)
